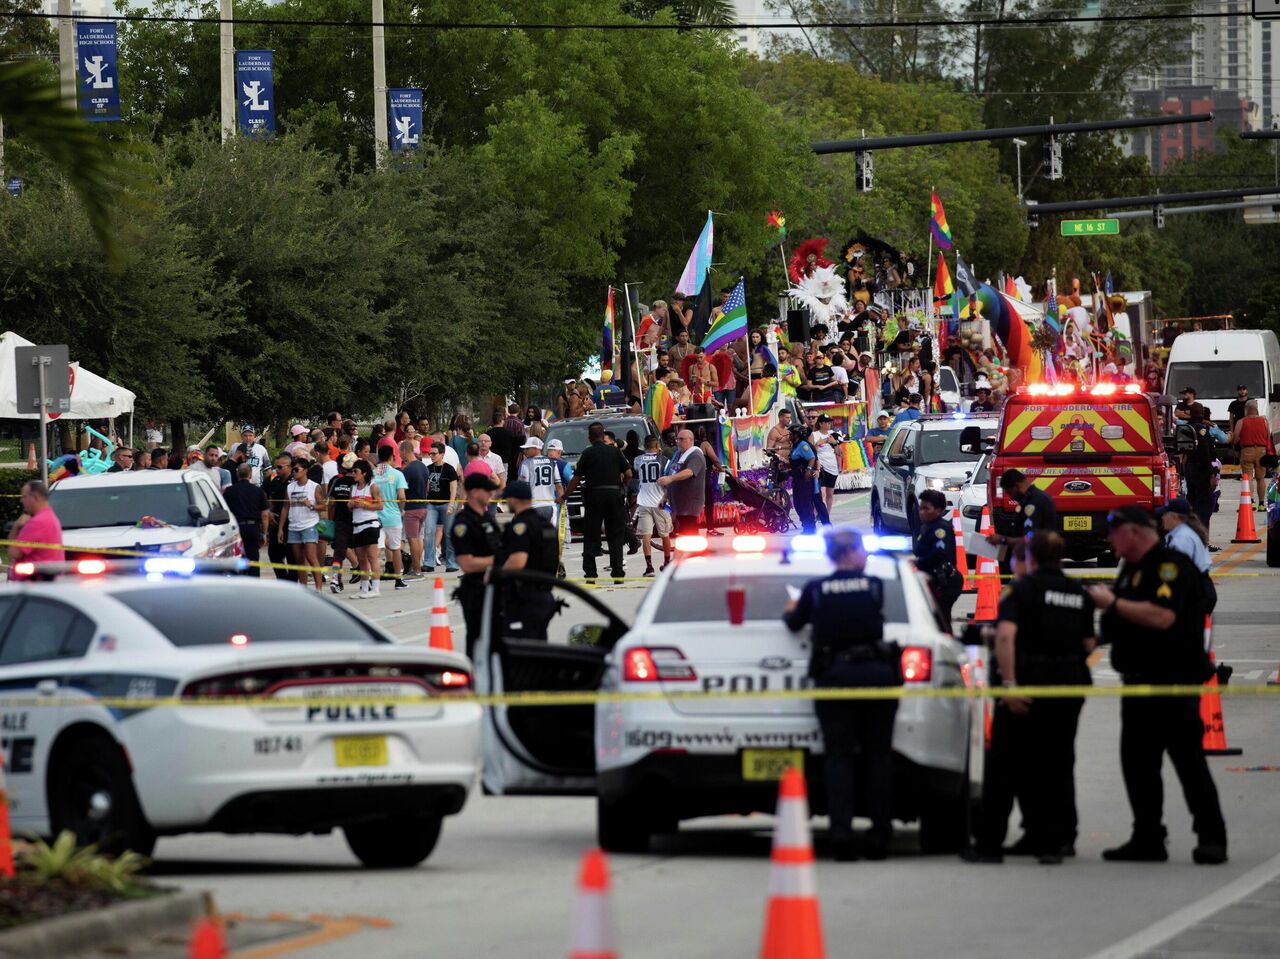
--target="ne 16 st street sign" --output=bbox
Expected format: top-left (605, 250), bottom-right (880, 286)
top-left (1060, 218), bottom-right (1120, 236)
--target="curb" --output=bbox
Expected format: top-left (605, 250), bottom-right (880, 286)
top-left (0, 889), bottom-right (214, 958)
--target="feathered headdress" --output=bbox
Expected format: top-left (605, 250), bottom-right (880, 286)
top-left (788, 237), bottom-right (832, 283)
top-left (787, 264), bottom-right (850, 326)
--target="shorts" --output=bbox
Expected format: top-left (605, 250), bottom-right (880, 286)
top-left (381, 526), bottom-right (404, 551)
top-left (287, 526), bottom-right (319, 545)
top-left (352, 523), bottom-right (381, 548)
top-left (402, 508), bottom-right (427, 541)
top-left (819, 470), bottom-right (839, 489)
top-left (636, 505), bottom-right (672, 537)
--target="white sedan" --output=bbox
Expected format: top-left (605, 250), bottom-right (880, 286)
top-left (0, 564), bottom-right (480, 867)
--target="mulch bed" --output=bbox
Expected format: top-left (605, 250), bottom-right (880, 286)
top-left (0, 878), bottom-right (139, 929)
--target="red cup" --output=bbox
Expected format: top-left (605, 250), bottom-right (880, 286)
top-left (726, 585), bottom-right (746, 625)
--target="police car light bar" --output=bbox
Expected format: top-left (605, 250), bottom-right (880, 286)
top-left (11, 558), bottom-right (247, 579)
top-left (787, 532), bottom-right (912, 554)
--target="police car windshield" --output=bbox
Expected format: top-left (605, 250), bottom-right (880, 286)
top-left (50, 484), bottom-right (192, 530)
top-left (546, 419), bottom-right (648, 456)
top-left (1165, 360), bottom-right (1265, 401)
top-left (653, 573), bottom-right (908, 624)
top-left (917, 429), bottom-right (982, 465)
top-left (111, 586), bottom-right (389, 646)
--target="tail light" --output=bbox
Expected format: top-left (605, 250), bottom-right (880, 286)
top-left (11, 562), bottom-right (34, 579)
top-left (673, 535), bottom-right (709, 554)
top-left (1152, 474), bottom-right (1163, 505)
top-left (622, 646), bottom-right (697, 682)
top-left (731, 534), bottom-right (767, 553)
top-left (181, 662), bottom-right (467, 699)
top-left (76, 559), bottom-right (108, 576)
top-left (901, 646), bottom-right (933, 683)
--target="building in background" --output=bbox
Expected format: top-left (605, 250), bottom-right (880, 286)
top-left (41, 0), bottom-right (113, 17)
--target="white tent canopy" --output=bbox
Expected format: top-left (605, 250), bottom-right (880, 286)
top-left (0, 331), bottom-right (135, 419)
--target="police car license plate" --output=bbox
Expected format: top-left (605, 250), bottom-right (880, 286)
top-left (1063, 516), bottom-right (1092, 531)
top-left (334, 736), bottom-right (388, 767)
top-left (741, 749), bottom-right (804, 781)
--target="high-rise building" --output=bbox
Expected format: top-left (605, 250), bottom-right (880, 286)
top-left (41, 0), bottom-right (113, 18)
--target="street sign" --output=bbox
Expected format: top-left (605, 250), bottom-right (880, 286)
top-left (1243, 194), bottom-right (1280, 224)
top-left (14, 345), bottom-right (71, 486)
top-left (1060, 218), bottom-right (1120, 236)
top-left (4, 178), bottom-right (21, 198)
top-left (1253, 0), bottom-right (1280, 19)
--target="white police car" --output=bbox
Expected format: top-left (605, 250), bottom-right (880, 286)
top-left (476, 533), bottom-right (983, 854)
top-left (0, 561), bottom-right (480, 867)
top-left (870, 413), bottom-right (998, 535)
top-left (958, 453), bottom-right (991, 560)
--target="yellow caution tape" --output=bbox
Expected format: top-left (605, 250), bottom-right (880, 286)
top-left (2, 683), bottom-right (1278, 710)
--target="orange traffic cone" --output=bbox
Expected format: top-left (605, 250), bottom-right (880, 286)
top-left (1231, 479), bottom-right (1261, 544)
top-left (188, 917), bottom-right (227, 959)
top-left (951, 506), bottom-right (973, 593)
top-left (567, 849), bottom-right (618, 959)
top-left (1200, 616), bottom-right (1242, 756)
top-left (429, 577), bottom-right (453, 652)
top-left (970, 507), bottom-right (1001, 622)
top-left (759, 768), bottom-right (823, 959)
top-left (24, 443), bottom-right (35, 471)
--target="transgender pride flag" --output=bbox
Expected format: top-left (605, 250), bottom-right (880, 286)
top-left (676, 212), bottom-right (714, 296)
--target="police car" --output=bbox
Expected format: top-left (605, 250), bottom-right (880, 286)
top-left (870, 413), bottom-right (998, 535)
top-left (0, 562), bottom-right (480, 867)
top-left (476, 533), bottom-right (983, 854)
top-left (958, 453), bottom-right (991, 560)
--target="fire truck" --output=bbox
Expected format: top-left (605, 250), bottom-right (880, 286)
top-left (964, 383), bottom-right (1174, 564)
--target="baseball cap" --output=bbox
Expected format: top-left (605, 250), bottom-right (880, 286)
top-left (240, 424), bottom-right (255, 434)
top-left (186, 444), bottom-right (202, 454)
top-left (876, 412), bottom-right (890, 421)
top-left (464, 472), bottom-right (500, 492)
top-left (504, 479), bottom-right (533, 500)
top-left (521, 436), bottom-right (544, 450)
top-left (1106, 505), bottom-right (1156, 530)
top-left (290, 424), bottom-right (309, 436)
top-left (1156, 497), bottom-right (1192, 518)
top-left (546, 439), bottom-right (565, 452)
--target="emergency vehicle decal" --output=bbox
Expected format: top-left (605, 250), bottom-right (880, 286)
top-left (1001, 404), bottom-right (1156, 456)
top-left (1024, 465), bottom-right (1156, 500)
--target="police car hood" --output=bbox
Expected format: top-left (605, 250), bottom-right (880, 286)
top-left (62, 525), bottom-right (203, 551)
top-left (913, 462), bottom-right (976, 486)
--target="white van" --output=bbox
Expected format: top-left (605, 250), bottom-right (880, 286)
top-left (1164, 329), bottom-right (1280, 445)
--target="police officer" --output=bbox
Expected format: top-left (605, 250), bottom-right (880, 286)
top-left (451, 472), bottom-right (503, 657)
top-left (783, 527), bottom-right (898, 861)
top-left (562, 422), bottom-right (631, 581)
top-left (986, 468), bottom-right (1056, 572)
top-left (1183, 404), bottom-right (1217, 529)
top-left (913, 489), bottom-right (962, 624)
top-left (1086, 507), bottom-right (1227, 865)
top-left (498, 480), bottom-right (560, 640)
top-left (788, 423), bottom-right (829, 533)
top-left (222, 463), bottom-right (270, 575)
top-left (963, 531), bottom-right (1094, 865)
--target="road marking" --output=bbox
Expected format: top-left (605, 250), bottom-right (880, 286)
top-left (372, 605), bottom-right (433, 622)
top-left (228, 912), bottom-right (392, 959)
top-left (1217, 541), bottom-right (1265, 574)
top-left (1081, 851), bottom-right (1280, 959)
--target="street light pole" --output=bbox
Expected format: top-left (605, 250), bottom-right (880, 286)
top-left (372, 0), bottom-right (388, 168)
top-left (57, 0), bottom-right (75, 108)
top-left (220, 0), bottom-right (235, 141)
top-left (1012, 137), bottom-right (1026, 200)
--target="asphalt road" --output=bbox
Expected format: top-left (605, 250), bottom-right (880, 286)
top-left (150, 490), bottom-right (1280, 959)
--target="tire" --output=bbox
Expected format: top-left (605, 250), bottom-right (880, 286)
top-left (344, 814), bottom-right (443, 868)
top-left (905, 496), bottom-right (920, 538)
top-left (48, 733), bottom-right (155, 858)
top-left (597, 794), bottom-right (652, 854)
top-left (1268, 523), bottom-right (1280, 568)
top-left (871, 492), bottom-right (888, 534)
top-left (918, 789), bottom-right (968, 855)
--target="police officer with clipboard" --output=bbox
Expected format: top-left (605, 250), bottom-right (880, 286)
top-left (784, 527), bottom-right (899, 861)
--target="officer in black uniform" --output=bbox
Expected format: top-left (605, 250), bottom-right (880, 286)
top-left (222, 463), bottom-right (270, 575)
top-left (451, 472), bottom-right (503, 657)
top-left (562, 422), bottom-right (632, 581)
top-left (987, 468), bottom-right (1057, 572)
top-left (784, 527), bottom-right (899, 861)
top-left (963, 531), bottom-right (1095, 865)
top-left (1182, 404), bottom-right (1217, 529)
top-left (1086, 506), bottom-right (1227, 865)
top-left (913, 489), bottom-right (963, 624)
top-left (497, 480), bottom-right (561, 640)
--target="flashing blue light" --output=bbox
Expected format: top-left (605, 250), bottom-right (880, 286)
top-left (865, 534), bottom-right (911, 553)
top-left (951, 412), bottom-right (967, 420)
top-left (143, 557), bottom-right (196, 576)
top-left (790, 534), bottom-right (825, 553)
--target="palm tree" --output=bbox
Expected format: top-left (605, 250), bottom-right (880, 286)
top-left (0, 60), bottom-right (121, 256)
top-left (624, 0), bottom-right (738, 26)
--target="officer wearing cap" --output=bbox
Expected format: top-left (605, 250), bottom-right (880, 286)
top-left (497, 480), bottom-right (560, 640)
top-left (1086, 506), bottom-right (1227, 865)
top-left (987, 468), bottom-right (1056, 571)
top-left (451, 472), bottom-right (503, 656)
top-left (963, 531), bottom-right (1095, 865)
top-left (1159, 497), bottom-right (1215, 614)
top-left (784, 527), bottom-right (898, 861)
top-left (787, 423), bottom-right (828, 533)
top-left (913, 489), bottom-right (963, 624)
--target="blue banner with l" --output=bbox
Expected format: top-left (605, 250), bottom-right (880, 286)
top-left (76, 22), bottom-right (120, 122)
top-left (235, 50), bottom-right (275, 135)
top-left (388, 88), bottom-right (423, 153)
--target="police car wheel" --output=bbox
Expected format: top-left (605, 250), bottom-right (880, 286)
top-left (918, 790), bottom-right (968, 854)
top-left (905, 496), bottom-right (920, 537)
top-left (343, 813), bottom-right (443, 868)
top-left (596, 794), bottom-right (652, 854)
top-left (871, 493), bottom-right (888, 534)
top-left (49, 733), bottom-right (155, 859)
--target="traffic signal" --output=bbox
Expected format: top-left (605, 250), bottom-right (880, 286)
top-left (1027, 211), bottom-right (1040, 229)
top-left (1044, 135), bottom-right (1063, 180)
top-left (1153, 203), bottom-right (1165, 229)
top-left (855, 151), bottom-right (873, 193)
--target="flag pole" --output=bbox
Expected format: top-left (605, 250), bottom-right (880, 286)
top-left (742, 275), bottom-right (750, 422)
top-left (925, 186), bottom-right (934, 322)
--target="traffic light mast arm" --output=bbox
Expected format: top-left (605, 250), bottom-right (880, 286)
top-left (1025, 186), bottom-right (1280, 215)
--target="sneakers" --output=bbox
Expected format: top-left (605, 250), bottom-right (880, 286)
top-left (353, 580), bottom-right (371, 600)
top-left (445, 567), bottom-right (460, 574)
top-left (1192, 842), bottom-right (1228, 865)
top-left (1005, 835), bottom-right (1076, 858)
top-left (349, 572), bottom-right (362, 585)
top-left (643, 565), bottom-right (655, 577)
top-left (1102, 837), bottom-right (1168, 862)
top-left (328, 572), bottom-right (343, 594)
top-left (403, 571), bottom-right (425, 582)
top-left (394, 578), bottom-right (409, 590)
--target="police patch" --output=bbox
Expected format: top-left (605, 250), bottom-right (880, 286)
top-left (513, 522), bottom-right (527, 535)
top-left (1159, 562), bottom-right (1178, 583)
top-left (1024, 504), bottom-right (1035, 516)
top-left (935, 528), bottom-right (947, 539)
top-left (453, 523), bottom-right (467, 536)
top-left (1131, 570), bottom-right (1142, 588)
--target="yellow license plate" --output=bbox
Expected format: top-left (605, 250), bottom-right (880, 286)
top-left (742, 749), bottom-right (804, 782)
top-left (334, 736), bottom-right (388, 767)
top-left (1063, 516), bottom-right (1092, 531)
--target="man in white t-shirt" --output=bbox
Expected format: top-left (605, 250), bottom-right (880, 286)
top-left (811, 413), bottom-right (841, 517)
top-left (477, 433), bottom-right (507, 488)
top-left (516, 437), bottom-right (562, 524)
top-left (229, 426), bottom-right (270, 485)
top-left (829, 352), bottom-right (850, 399)
top-left (632, 434), bottom-right (671, 575)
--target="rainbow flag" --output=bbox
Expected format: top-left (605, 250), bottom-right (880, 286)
top-left (601, 288), bottom-right (615, 372)
top-left (837, 441), bottom-right (872, 472)
top-left (644, 381), bottom-right (674, 430)
top-left (933, 252), bottom-right (953, 309)
top-left (702, 278), bottom-right (747, 352)
top-left (717, 417), bottom-right (738, 475)
top-left (750, 376), bottom-right (778, 414)
top-left (930, 191), bottom-right (952, 250)
top-left (734, 414), bottom-right (770, 454)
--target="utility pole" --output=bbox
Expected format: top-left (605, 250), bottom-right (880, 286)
top-left (0, 116), bottom-right (5, 184)
top-left (1012, 137), bottom-right (1026, 200)
top-left (220, 0), bottom-right (235, 141)
top-left (372, 0), bottom-right (388, 168)
top-left (57, 0), bottom-right (75, 107)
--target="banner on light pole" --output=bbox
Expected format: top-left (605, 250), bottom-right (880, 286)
top-left (235, 50), bottom-right (275, 136)
top-left (76, 22), bottom-right (121, 122)
top-left (388, 88), bottom-right (423, 153)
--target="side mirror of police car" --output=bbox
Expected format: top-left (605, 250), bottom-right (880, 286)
top-left (958, 425), bottom-right (982, 454)
top-left (207, 506), bottom-right (231, 525)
